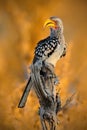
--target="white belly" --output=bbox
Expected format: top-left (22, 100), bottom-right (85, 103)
top-left (46, 44), bottom-right (66, 66)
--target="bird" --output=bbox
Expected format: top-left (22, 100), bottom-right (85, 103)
top-left (33, 16), bottom-right (66, 66)
top-left (18, 16), bottom-right (66, 108)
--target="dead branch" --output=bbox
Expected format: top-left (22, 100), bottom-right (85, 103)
top-left (30, 60), bottom-right (60, 130)
top-left (18, 76), bottom-right (33, 108)
top-left (18, 60), bottom-right (75, 130)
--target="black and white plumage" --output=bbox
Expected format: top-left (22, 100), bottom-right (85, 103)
top-left (33, 16), bottom-right (66, 66)
top-left (33, 36), bottom-right (58, 64)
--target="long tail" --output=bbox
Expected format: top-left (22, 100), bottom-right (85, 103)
top-left (18, 77), bottom-right (32, 108)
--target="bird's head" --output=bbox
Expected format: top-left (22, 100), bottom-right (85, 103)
top-left (44, 16), bottom-right (63, 34)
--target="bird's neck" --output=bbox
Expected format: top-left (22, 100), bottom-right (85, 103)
top-left (50, 28), bottom-right (63, 38)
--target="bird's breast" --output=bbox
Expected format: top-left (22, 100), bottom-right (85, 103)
top-left (46, 43), bottom-right (66, 66)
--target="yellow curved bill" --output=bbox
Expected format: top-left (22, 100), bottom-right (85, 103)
top-left (44, 19), bottom-right (56, 28)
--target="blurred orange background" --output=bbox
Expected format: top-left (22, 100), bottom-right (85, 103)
top-left (0, 0), bottom-right (87, 130)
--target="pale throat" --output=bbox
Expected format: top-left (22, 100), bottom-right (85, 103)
top-left (50, 28), bottom-right (62, 38)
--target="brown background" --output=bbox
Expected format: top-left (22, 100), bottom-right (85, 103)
top-left (0, 0), bottom-right (87, 130)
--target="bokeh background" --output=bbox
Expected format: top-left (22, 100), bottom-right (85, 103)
top-left (0, 0), bottom-right (87, 130)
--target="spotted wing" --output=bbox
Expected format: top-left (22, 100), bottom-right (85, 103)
top-left (33, 37), bottom-right (59, 63)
